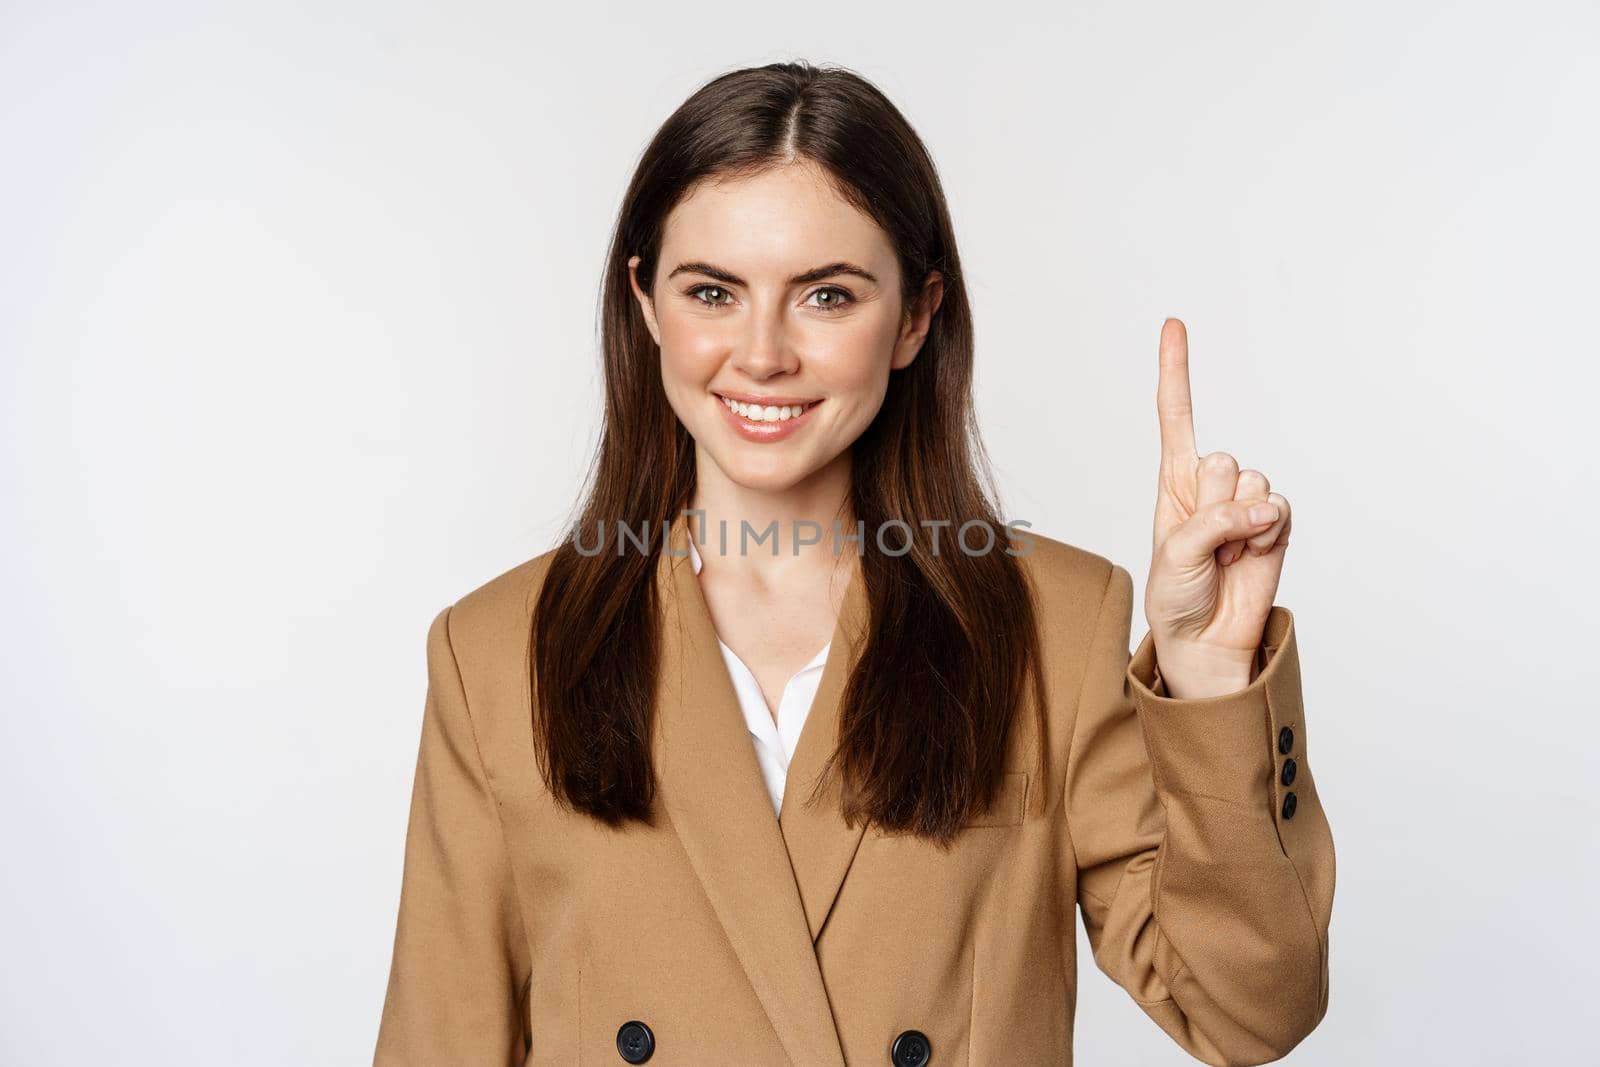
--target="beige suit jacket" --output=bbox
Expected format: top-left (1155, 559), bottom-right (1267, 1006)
top-left (374, 514), bottom-right (1335, 1066)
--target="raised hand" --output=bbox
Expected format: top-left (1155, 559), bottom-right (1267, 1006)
top-left (1146, 318), bottom-right (1291, 698)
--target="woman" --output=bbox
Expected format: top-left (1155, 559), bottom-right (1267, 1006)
top-left (374, 61), bottom-right (1334, 1067)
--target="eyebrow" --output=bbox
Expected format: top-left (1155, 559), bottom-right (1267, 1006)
top-left (665, 260), bottom-right (879, 287)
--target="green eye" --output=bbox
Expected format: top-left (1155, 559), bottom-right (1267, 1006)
top-left (808, 287), bottom-right (855, 313)
top-left (688, 284), bottom-right (732, 306)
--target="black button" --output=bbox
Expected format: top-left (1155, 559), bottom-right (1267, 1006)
top-left (1277, 725), bottom-right (1295, 754)
top-left (891, 1028), bottom-right (932, 1067)
top-left (1282, 791), bottom-right (1297, 819)
top-left (616, 1020), bottom-right (654, 1063)
top-left (1280, 757), bottom-right (1297, 786)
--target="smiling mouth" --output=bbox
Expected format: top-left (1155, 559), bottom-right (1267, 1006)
top-left (714, 393), bottom-right (823, 424)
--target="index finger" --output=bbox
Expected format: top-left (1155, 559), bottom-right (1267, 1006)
top-left (1157, 316), bottom-right (1197, 463)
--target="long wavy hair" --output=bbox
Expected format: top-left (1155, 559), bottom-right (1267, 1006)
top-left (531, 60), bottom-right (1046, 847)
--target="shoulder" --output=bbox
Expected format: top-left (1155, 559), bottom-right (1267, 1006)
top-left (432, 545), bottom-right (562, 685)
top-left (1006, 528), bottom-right (1142, 662)
top-left (1005, 530), bottom-right (1142, 698)
top-left (1009, 526), bottom-right (1131, 618)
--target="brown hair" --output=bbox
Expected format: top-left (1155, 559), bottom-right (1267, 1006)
top-left (531, 60), bottom-right (1045, 846)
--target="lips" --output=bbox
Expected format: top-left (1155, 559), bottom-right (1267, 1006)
top-left (713, 392), bottom-right (822, 442)
top-left (715, 392), bottom-right (821, 424)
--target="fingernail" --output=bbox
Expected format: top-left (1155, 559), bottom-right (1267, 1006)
top-left (1248, 503), bottom-right (1278, 524)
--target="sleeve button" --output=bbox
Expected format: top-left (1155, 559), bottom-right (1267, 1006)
top-left (1281, 791), bottom-right (1298, 819)
top-left (1280, 757), bottom-right (1297, 786)
top-left (1277, 725), bottom-right (1295, 755)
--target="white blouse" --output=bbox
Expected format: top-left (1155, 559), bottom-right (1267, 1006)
top-left (688, 538), bottom-right (831, 817)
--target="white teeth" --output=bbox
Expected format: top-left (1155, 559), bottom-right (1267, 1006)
top-left (720, 395), bottom-right (816, 423)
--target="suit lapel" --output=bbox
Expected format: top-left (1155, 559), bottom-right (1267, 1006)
top-left (777, 548), bottom-right (871, 944)
top-left (652, 512), bottom-right (866, 1067)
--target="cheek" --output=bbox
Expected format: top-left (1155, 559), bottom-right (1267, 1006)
top-left (657, 319), bottom-right (726, 384)
top-left (814, 324), bottom-right (898, 400)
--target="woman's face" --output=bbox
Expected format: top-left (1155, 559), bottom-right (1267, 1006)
top-left (629, 161), bottom-right (942, 496)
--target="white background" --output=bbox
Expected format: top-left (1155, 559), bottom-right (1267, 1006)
top-left (3, 2), bottom-right (1596, 1063)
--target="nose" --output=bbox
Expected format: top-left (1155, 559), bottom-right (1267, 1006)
top-left (729, 309), bottom-right (800, 380)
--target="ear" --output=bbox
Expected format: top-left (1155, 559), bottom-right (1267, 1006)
top-left (627, 255), bottom-right (661, 346)
top-left (890, 270), bottom-right (944, 370)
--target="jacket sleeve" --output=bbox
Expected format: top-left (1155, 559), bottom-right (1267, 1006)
top-left (374, 604), bottom-right (533, 1066)
top-left (1064, 564), bottom-right (1335, 1067)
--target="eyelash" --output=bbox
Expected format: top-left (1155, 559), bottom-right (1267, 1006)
top-left (685, 284), bottom-right (856, 314)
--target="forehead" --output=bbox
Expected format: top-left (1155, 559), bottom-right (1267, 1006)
top-left (659, 162), bottom-right (896, 279)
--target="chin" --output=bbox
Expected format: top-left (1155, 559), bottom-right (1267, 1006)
top-left (708, 451), bottom-right (814, 495)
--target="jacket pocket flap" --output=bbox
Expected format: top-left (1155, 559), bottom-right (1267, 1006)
top-left (962, 770), bottom-right (1029, 828)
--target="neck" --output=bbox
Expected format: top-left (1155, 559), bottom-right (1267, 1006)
top-left (687, 448), bottom-right (856, 582)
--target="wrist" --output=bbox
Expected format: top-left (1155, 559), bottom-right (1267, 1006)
top-left (1152, 642), bottom-right (1257, 700)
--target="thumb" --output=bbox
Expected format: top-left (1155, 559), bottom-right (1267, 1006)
top-left (1168, 499), bottom-right (1281, 563)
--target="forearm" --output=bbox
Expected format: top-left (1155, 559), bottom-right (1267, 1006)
top-left (1070, 570), bottom-right (1335, 1064)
